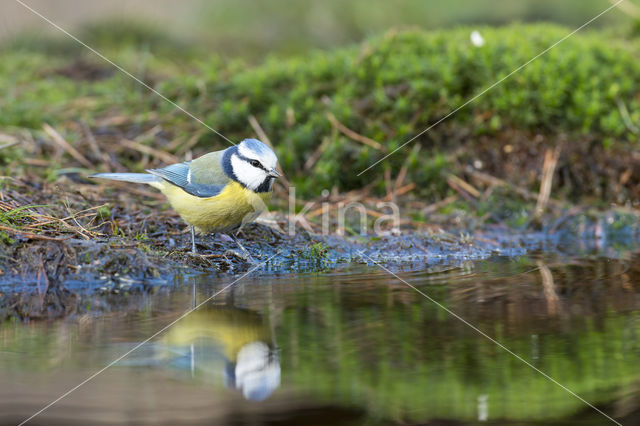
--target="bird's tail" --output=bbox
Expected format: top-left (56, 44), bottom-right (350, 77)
top-left (89, 172), bottom-right (161, 184)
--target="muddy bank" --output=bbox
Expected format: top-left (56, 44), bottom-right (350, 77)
top-left (0, 215), bottom-right (533, 320)
top-left (4, 211), bottom-right (639, 320)
top-left (2, 175), bottom-right (640, 319)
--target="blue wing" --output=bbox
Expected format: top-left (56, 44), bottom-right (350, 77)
top-left (147, 162), bottom-right (225, 198)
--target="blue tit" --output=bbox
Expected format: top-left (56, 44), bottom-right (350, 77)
top-left (90, 138), bottom-right (280, 254)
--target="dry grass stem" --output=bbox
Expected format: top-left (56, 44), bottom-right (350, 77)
top-left (43, 124), bottom-right (93, 169)
top-left (327, 113), bottom-right (386, 151)
top-left (120, 139), bottom-right (179, 164)
top-left (535, 147), bottom-right (561, 216)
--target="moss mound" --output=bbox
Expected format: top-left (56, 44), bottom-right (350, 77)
top-left (1, 24), bottom-right (640, 202)
top-left (174, 24), bottom-right (639, 199)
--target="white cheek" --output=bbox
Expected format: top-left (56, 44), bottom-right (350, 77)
top-left (231, 156), bottom-right (266, 190)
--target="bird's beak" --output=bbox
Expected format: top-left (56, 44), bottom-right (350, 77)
top-left (268, 168), bottom-right (280, 178)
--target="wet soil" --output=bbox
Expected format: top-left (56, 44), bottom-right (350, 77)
top-left (1, 176), bottom-right (639, 320)
top-left (0, 219), bottom-right (523, 320)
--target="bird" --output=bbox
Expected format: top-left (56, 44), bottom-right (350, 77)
top-left (118, 307), bottom-right (281, 401)
top-left (162, 307), bottom-right (281, 401)
top-left (90, 138), bottom-right (280, 256)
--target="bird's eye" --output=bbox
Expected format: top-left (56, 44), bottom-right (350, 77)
top-left (249, 160), bottom-right (261, 168)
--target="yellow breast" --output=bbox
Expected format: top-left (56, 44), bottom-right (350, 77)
top-left (162, 309), bottom-right (271, 362)
top-left (153, 181), bottom-right (272, 234)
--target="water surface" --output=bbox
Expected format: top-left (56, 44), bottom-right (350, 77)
top-left (2, 250), bottom-right (640, 425)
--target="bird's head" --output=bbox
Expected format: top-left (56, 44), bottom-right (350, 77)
top-left (224, 139), bottom-right (280, 192)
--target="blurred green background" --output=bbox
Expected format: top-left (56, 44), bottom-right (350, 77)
top-left (2, 0), bottom-right (637, 58)
top-left (2, 0), bottom-right (640, 208)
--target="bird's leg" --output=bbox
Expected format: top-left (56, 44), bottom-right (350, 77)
top-left (229, 233), bottom-right (255, 263)
top-left (230, 233), bottom-right (249, 256)
top-left (191, 226), bottom-right (197, 254)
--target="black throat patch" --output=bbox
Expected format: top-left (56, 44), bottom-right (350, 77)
top-left (255, 177), bottom-right (274, 193)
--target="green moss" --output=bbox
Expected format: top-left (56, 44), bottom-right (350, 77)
top-left (157, 24), bottom-right (640, 198)
top-left (0, 204), bottom-right (48, 227)
top-left (0, 232), bottom-right (15, 245)
top-left (2, 24), bottom-right (640, 202)
top-left (96, 206), bottom-right (112, 221)
top-left (301, 242), bottom-right (330, 265)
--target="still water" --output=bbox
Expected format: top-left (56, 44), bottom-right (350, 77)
top-left (1, 250), bottom-right (640, 425)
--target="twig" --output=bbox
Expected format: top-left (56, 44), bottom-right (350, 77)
top-left (392, 144), bottom-right (421, 198)
top-left (0, 141), bottom-right (19, 151)
top-left (81, 123), bottom-right (112, 172)
top-left (382, 182), bottom-right (416, 202)
top-left (412, 238), bottom-right (430, 254)
top-left (37, 254), bottom-right (52, 309)
top-left (172, 130), bottom-right (206, 157)
top-left (43, 124), bottom-right (93, 168)
top-left (0, 224), bottom-right (70, 241)
top-left (394, 183), bottom-right (416, 197)
top-left (120, 139), bottom-right (179, 164)
top-left (136, 125), bottom-right (162, 141)
top-left (62, 201), bottom-right (94, 240)
top-left (535, 146), bottom-right (561, 216)
top-left (22, 159), bottom-right (50, 167)
top-left (327, 113), bottom-right (386, 151)
top-left (465, 166), bottom-right (561, 207)
top-left (248, 115), bottom-right (272, 146)
top-left (24, 210), bottom-right (97, 229)
top-left (21, 208), bottom-right (102, 238)
top-left (0, 133), bottom-right (18, 145)
top-left (473, 235), bottom-right (501, 246)
top-left (447, 174), bottom-right (481, 199)
top-left (537, 261), bottom-right (560, 316)
top-left (384, 168), bottom-right (393, 200)
top-left (286, 107), bottom-right (296, 127)
top-left (421, 195), bottom-right (459, 216)
top-left (304, 137), bottom-right (330, 171)
top-left (97, 112), bottom-right (158, 127)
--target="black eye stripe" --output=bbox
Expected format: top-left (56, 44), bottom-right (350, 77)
top-left (251, 160), bottom-right (266, 171)
top-left (238, 153), bottom-right (267, 171)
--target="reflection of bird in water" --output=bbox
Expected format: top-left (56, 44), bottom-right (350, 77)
top-left (121, 308), bottom-right (280, 401)
top-left (163, 308), bottom-right (280, 401)
top-left (225, 340), bottom-right (280, 402)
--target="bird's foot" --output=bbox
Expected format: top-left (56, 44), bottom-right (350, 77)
top-left (185, 250), bottom-right (214, 267)
top-left (224, 249), bottom-right (256, 264)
